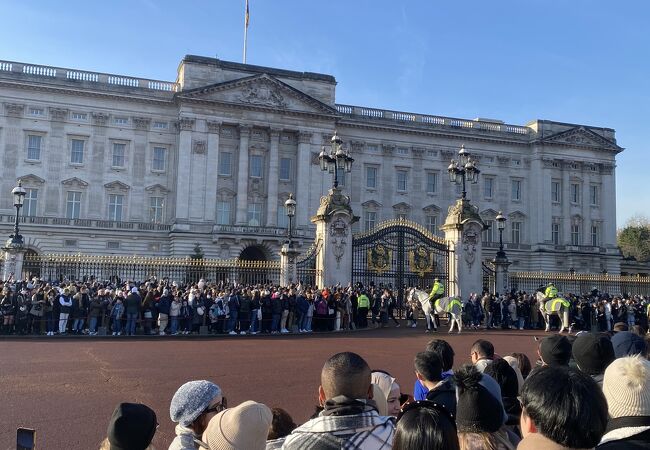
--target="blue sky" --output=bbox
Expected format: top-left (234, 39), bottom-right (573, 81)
top-left (2, 0), bottom-right (648, 228)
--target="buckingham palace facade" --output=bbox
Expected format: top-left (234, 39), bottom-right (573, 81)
top-left (0, 55), bottom-right (623, 273)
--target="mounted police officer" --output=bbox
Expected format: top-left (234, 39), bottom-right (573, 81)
top-left (428, 278), bottom-right (444, 311)
top-left (544, 282), bottom-right (558, 301)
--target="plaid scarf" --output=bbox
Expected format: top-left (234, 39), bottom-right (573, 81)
top-left (282, 396), bottom-right (395, 450)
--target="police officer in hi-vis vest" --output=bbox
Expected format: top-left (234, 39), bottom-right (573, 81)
top-left (429, 278), bottom-right (444, 311)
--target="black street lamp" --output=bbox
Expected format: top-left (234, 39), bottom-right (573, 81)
top-left (319, 131), bottom-right (354, 189)
top-left (447, 144), bottom-right (480, 199)
top-left (284, 193), bottom-right (296, 244)
top-left (496, 211), bottom-right (507, 258)
top-left (9, 180), bottom-right (26, 246)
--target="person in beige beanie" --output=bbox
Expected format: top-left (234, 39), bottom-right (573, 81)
top-left (598, 355), bottom-right (650, 449)
top-left (201, 400), bottom-right (272, 450)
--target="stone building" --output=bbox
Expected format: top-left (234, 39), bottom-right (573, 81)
top-left (0, 55), bottom-right (623, 273)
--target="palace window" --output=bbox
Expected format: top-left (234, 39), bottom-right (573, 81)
top-left (484, 177), bottom-right (494, 199)
top-left (153, 121), bottom-right (168, 129)
top-left (70, 139), bottom-right (84, 164)
top-left (152, 147), bottom-right (167, 171)
top-left (366, 166), bottom-right (378, 189)
top-left (511, 179), bottom-right (522, 201)
top-left (216, 201), bottom-right (231, 225)
top-left (112, 143), bottom-right (126, 167)
top-left (219, 152), bottom-right (232, 176)
top-left (426, 172), bottom-right (437, 194)
top-left (279, 157), bottom-right (292, 181)
top-left (66, 191), bottom-right (81, 219)
top-left (24, 188), bottom-right (38, 217)
top-left (108, 194), bottom-right (124, 221)
top-left (247, 203), bottom-right (262, 226)
top-left (250, 155), bottom-right (263, 178)
top-left (591, 224), bottom-right (601, 247)
top-left (149, 197), bottom-right (164, 224)
top-left (552, 181), bottom-right (561, 203)
top-left (570, 183), bottom-right (581, 204)
top-left (511, 221), bottom-right (522, 244)
top-left (364, 211), bottom-right (376, 231)
top-left (277, 207), bottom-right (289, 229)
top-left (27, 135), bottom-right (42, 161)
top-left (590, 185), bottom-right (600, 206)
top-left (397, 170), bottom-right (408, 192)
top-left (426, 215), bottom-right (438, 235)
top-left (483, 219), bottom-right (494, 242)
top-left (571, 224), bottom-right (581, 246)
top-left (552, 222), bottom-right (561, 245)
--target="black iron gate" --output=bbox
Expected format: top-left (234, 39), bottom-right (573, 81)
top-left (352, 220), bottom-right (449, 309)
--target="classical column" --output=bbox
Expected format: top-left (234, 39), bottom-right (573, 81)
top-left (205, 121), bottom-right (221, 222)
top-left (2, 244), bottom-right (25, 282)
top-left (296, 131), bottom-right (312, 228)
top-left (235, 125), bottom-right (251, 225)
top-left (266, 128), bottom-right (281, 227)
top-left (174, 117), bottom-right (195, 223)
top-left (562, 161), bottom-right (571, 244)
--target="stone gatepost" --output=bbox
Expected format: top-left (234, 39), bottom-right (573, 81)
top-left (280, 242), bottom-right (299, 287)
top-left (3, 242), bottom-right (25, 282)
top-left (311, 187), bottom-right (359, 288)
top-left (493, 254), bottom-right (511, 295)
top-left (441, 199), bottom-right (486, 299)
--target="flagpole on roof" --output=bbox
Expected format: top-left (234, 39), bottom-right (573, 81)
top-left (243, 0), bottom-right (249, 64)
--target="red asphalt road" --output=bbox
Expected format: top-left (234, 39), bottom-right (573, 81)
top-left (0, 326), bottom-right (544, 450)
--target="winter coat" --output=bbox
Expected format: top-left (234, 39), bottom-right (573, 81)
top-left (425, 378), bottom-right (457, 417)
top-left (124, 293), bottom-right (141, 314)
top-left (296, 295), bottom-right (309, 315)
top-left (169, 300), bottom-right (181, 317)
top-left (88, 298), bottom-right (105, 318)
top-left (239, 295), bottom-right (251, 315)
top-left (271, 295), bottom-right (283, 315)
top-left (597, 416), bottom-right (650, 449)
top-left (157, 294), bottom-right (172, 315)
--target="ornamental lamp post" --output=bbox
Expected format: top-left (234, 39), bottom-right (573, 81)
top-left (9, 180), bottom-right (26, 246)
top-left (447, 144), bottom-right (480, 199)
top-left (284, 193), bottom-right (296, 244)
top-left (319, 131), bottom-right (354, 189)
top-left (496, 211), bottom-right (507, 259)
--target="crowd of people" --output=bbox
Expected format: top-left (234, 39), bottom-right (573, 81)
top-left (0, 278), bottom-right (405, 337)
top-left (0, 276), bottom-right (649, 337)
top-left (92, 327), bottom-right (649, 450)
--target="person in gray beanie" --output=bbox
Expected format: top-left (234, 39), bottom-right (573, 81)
top-left (169, 380), bottom-right (225, 450)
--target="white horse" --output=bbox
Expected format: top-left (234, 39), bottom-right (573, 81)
top-left (536, 291), bottom-right (572, 333)
top-left (407, 288), bottom-right (464, 334)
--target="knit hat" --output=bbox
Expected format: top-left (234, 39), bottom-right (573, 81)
top-left (571, 333), bottom-right (615, 375)
top-left (202, 400), bottom-right (272, 450)
top-left (484, 359), bottom-right (519, 399)
top-left (539, 335), bottom-right (572, 367)
top-left (170, 380), bottom-right (222, 427)
top-left (454, 365), bottom-right (505, 433)
top-left (107, 403), bottom-right (157, 450)
top-left (602, 355), bottom-right (650, 418)
top-left (611, 331), bottom-right (647, 358)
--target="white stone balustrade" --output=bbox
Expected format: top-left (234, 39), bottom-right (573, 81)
top-left (0, 59), bottom-right (179, 92)
top-left (336, 104), bottom-right (531, 136)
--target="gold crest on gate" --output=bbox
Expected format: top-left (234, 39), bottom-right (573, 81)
top-left (409, 245), bottom-right (434, 277)
top-left (367, 244), bottom-right (391, 274)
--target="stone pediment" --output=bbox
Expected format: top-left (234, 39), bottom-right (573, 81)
top-left (541, 126), bottom-right (622, 152)
top-left (508, 210), bottom-right (527, 220)
top-left (18, 174), bottom-right (45, 185)
top-left (392, 202), bottom-right (411, 212)
top-left (145, 184), bottom-right (170, 194)
top-left (104, 180), bottom-right (130, 191)
top-left (61, 177), bottom-right (88, 188)
top-left (361, 200), bottom-right (382, 209)
top-left (178, 74), bottom-right (337, 115)
top-left (480, 208), bottom-right (499, 218)
top-left (423, 204), bottom-right (441, 213)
